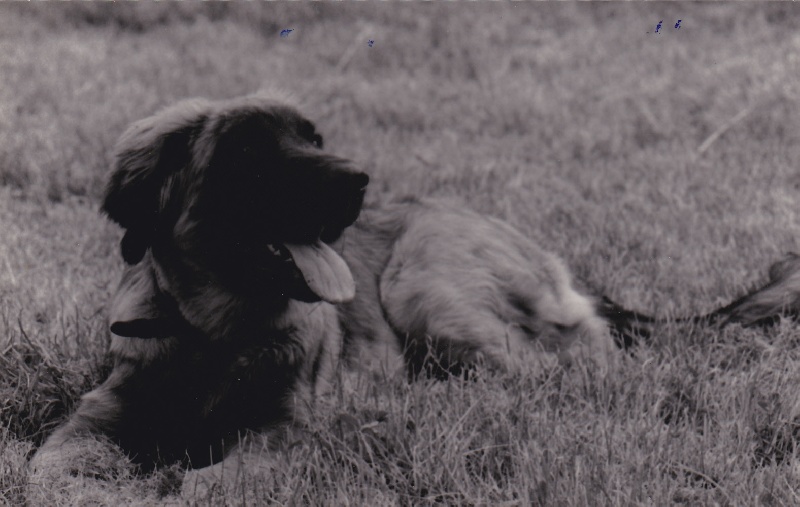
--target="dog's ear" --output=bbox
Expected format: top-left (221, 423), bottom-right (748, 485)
top-left (109, 257), bottom-right (174, 339)
top-left (102, 100), bottom-right (210, 264)
top-left (284, 242), bottom-right (356, 304)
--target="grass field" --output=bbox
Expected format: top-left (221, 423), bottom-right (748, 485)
top-left (3, 3), bottom-right (800, 505)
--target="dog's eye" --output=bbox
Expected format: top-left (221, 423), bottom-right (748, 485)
top-left (298, 120), bottom-right (323, 149)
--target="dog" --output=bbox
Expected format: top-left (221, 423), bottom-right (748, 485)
top-left (29, 94), bottom-right (800, 488)
top-left (28, 94), bottom-right (615, 481)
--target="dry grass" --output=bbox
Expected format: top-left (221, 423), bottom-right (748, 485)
top-left (3, 3), bottom-right (800, 505)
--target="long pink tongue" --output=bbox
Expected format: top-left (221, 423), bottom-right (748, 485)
top-left (284, 241), bottom-right (355, 303)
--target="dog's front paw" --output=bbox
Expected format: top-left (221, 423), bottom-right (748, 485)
top-left (27, 436), bottom-right (157, 505)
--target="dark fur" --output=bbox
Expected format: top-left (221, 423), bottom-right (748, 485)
top-left (31, 95), bottom-right (615, 477)
top-left (599, 252), bottom-right (800, 347)
top-left (32, 95), bottom-right (366, 473)
top-left (30, 94), bottom-right (800, 484)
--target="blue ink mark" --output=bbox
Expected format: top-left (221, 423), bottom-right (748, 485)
top-left (674, 20), bottom-right (682, 29)
top-left (367, 39), bottom-right (374, 47)
top-left (280, 29), bottom-right (294, 38)
top-left (655, 20), bottom-right (663, 33)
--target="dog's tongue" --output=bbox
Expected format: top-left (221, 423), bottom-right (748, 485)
top-left (284, 241), bottom-right (355, 303)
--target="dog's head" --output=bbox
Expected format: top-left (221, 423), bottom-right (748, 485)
top-left (103, 95), bottom-right (368, 323)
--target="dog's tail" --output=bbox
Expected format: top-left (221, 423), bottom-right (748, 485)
top-left (599, 253), bottom-right (800, 349)
top-left (704, 252), bottom-right (800, 327)
top-left (596, 295), bottom-right (656, 349)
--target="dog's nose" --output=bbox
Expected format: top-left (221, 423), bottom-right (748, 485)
top-left (347, 172), bottom-right (369, 206)
top-left (319, 170), bottom-right (369, 239)
top-left (352, 172), bottom-right (369, 192)
top-left (330, 170), bottom-right (369, 201)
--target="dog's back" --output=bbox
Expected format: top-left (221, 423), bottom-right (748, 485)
top-left (338, 198), bottom-right (615, 378)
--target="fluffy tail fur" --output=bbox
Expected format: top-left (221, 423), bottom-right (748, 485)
top-left (599, 253), bottom-right (800, 349)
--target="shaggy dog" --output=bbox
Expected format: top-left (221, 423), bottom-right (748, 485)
top-left (29, 94), bottom-right (800, 487)
top-left (29, 94), bottom-right (614, 481)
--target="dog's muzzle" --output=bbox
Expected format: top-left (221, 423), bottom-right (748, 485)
top-left (320, 170), bottom-right (369, 243)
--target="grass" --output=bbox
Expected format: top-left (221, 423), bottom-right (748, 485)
top-left (3, 2), bottom-right (800, 505)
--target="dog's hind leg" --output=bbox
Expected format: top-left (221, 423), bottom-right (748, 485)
top-left (377, 203), bottom-right (616, 377)
top-left (381, 269), bottom-right (615, 378)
